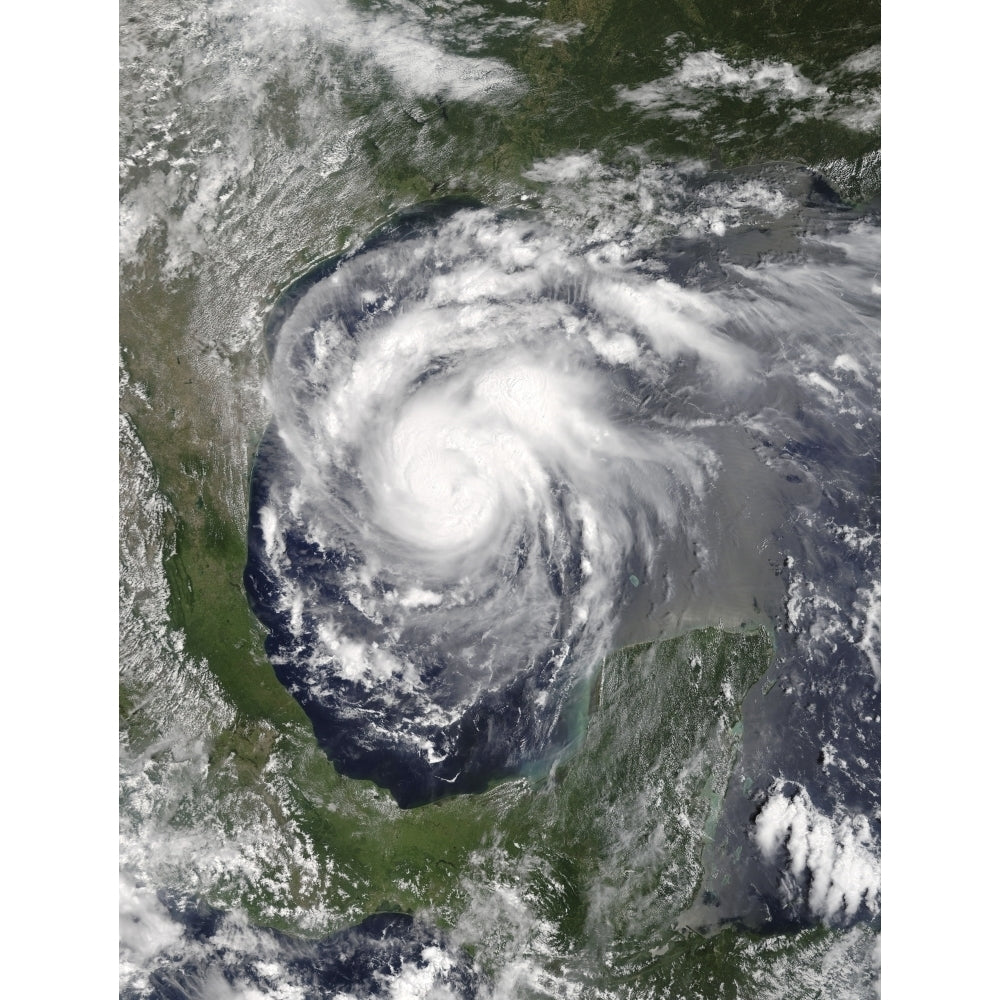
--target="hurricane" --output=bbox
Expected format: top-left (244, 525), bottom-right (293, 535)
top-left (246, 193), bottom-right (879, 807)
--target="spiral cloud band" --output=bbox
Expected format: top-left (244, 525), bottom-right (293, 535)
top-left (246, 198), bottom-right (878, 805)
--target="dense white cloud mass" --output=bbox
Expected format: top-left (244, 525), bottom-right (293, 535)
top-left (617, 36), bottom-right (880, 134)
top-left (618, 50), bottom-right (828, 115)
top-left (754, 781), bottom-right (880, 924)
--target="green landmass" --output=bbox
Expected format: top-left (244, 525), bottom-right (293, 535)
top-left (124, 617), bottom-right (777, 982)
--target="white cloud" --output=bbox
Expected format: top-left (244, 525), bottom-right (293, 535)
top-left (839, 45), bottom-right (881, 75)
top-left (523, 151), bottom-right (602, 184)
top-left (754, 781), bottom-right (880, 923)
top-left (616, 41), bottom-right (879, 135)
top-left (118, 874), bottom-right (185, 976)
top-left (534, 20), bottom-right (586, 48)
top-left (617, 50), bottom-right (826, 116)
top-left (853, 581), bottom-right (881, 684)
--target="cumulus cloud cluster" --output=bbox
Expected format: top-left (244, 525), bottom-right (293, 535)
top-left (120, 879), bottom-right (473, 1000)
top-left (754, 781), bottom-right (880, 923)
top-left (616, 37), bottom-right (880, 134)
top-left (618, 49), bottom-right (827, 116)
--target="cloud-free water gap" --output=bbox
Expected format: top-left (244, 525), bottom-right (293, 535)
top-left (245, 186), bottom-right (878, 809)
